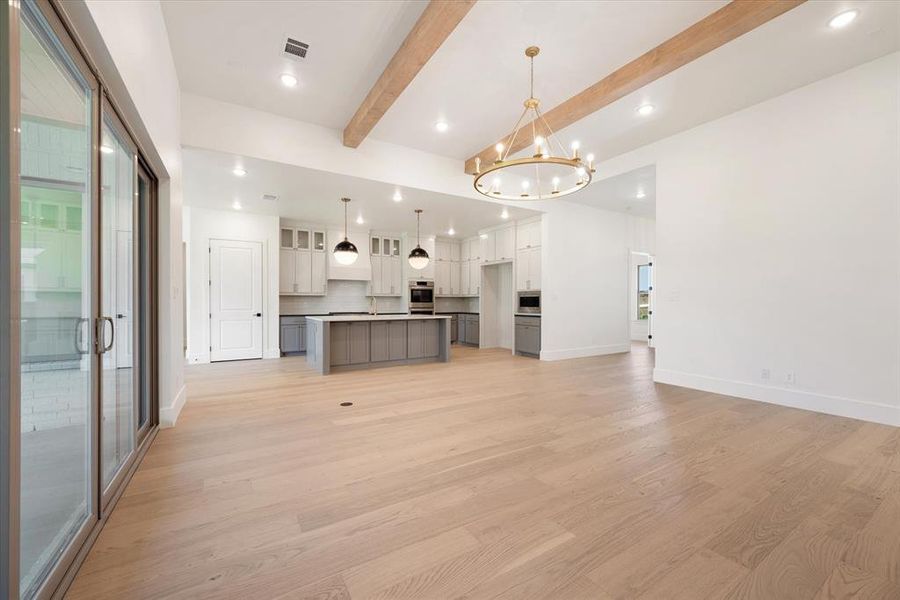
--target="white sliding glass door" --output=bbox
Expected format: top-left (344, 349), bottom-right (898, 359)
top-left (17, 2), bottom-right (96, 596)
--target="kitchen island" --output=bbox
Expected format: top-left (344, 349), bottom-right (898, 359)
top-left (305, 314), bottom-right (451, 375)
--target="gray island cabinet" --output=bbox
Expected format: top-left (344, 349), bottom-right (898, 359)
top-left (305, 314), bottom-right (451, 374)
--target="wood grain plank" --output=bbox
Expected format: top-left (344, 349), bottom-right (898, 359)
top-left (65, 344), bottom-right (900, 599)
top-left (813, 561), bottom-right (900, 600)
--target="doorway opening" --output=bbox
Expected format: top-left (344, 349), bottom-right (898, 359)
top-left (481, 261), bottom-right (514, 350)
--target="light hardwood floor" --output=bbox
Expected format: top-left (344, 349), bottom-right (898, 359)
top-left (67, 344), bottom-right (900, 599)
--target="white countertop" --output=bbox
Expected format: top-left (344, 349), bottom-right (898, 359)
top-left (305, 314), bottom-right (451, 322)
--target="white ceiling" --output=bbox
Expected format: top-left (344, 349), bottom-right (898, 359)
top-left (182, 147), bottom-right (539, 238)
top-left (544, 0), bottom-right (900, 166)
top-left (161, 1), bottom-right (899, 170)
top-left (372, 0), bottom-right (726, 158)
top-left (568, 165), bottom-right (656, 219)
top-left (160, 0), bottom-right (427, 130)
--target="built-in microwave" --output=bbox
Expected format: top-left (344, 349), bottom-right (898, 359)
top-left (517, 290), bottom-right (541, 314)
top-left (409, 280), bottom-right (435, 314)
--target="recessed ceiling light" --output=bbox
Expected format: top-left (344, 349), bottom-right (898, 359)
top-left (356, 215), bottom-right (365, 225)
top-left (434, 120), bottom-right (449, 133)
top-left (500, 208), bottom-right (509, 220)
top-left (393, 190), bottom-right (403, 202)
top-left (280, 73), bottom-right (298, 88)
top-left (636, 104), bottom-right (655, 116)
top-left (447, 227), bottom-right (455, 236)
top-left (636, 189), bottom-right (646, 199)
top-left (828, 9), bottom-right (858, 29)
top-left (100, 144), bottom-right (114, 154)
top-left (232, 167), bottom-right (246, 177)
top-left (232, 200), bottom-right (242, 210)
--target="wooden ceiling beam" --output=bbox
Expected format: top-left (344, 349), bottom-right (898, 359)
top-left (343, 0), bottom-right (477, 148)
top-left (464, 0), bottom-right (806, 174)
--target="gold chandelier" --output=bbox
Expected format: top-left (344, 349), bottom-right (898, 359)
top-left (473, 46), bottom-right (595, 201)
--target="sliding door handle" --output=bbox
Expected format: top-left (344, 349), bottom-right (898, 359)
top-left (96, 316), bottom-right (115, 354)
top-left (74, 317), bottom-right (90, 355)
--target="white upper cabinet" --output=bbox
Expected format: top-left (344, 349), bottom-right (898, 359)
top-left (369, 235), bottom-right (402, 296)
top-left (468, 237), bottom-right (481, 262)
top-left (450, 242), bottom-right (461, 261)
top-left (494, 226), bottom-right (515, 261)
top-left (279, 224), bottom-right (327, 295)
top-left (516, 220), bottom-right (542, 250)
top-left (435, 261), bottom-right (451, 296)
top-left (279, 248), bottom-right (296, 294)
top-left (481, 232), bottom-right (495, 262)
top-left (434, 240), bottom-right (450, 262)
top-left (516, 246), bottom-right (541, 291)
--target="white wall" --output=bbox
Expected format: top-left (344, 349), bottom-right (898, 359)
top-left (541, 203), bottom-right (631, 360)
top-left (181, 92), bottom-right (478, 201)
top-left (607, 53), bottom-right (899, 426)
top-left (184, 207), bottom-right (280, 364)
top-left (79, 0), bottom-right (186, 426)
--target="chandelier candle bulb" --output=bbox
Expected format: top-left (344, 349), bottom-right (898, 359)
top-left (495, 143), bottom-right (504, 162)
top-left (552, 176), bottom-right (560, 193)
top-left (586, 153), bottom-right (595, 172)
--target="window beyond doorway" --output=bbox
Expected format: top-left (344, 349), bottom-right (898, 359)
top-left (637, 264), bottom-right (651, 320)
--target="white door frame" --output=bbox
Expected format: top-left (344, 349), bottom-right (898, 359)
top-left (209, 238), bottom-right (264, 362)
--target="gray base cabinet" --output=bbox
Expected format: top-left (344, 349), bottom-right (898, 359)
top-left (515, 316), bottom-right (541, 357)
top-left (463, 314), bottom-right (479, 346)
top-left (331, 321), bottom-right (370, 366)
top-left (306, 316), bottom-right (451, 375)
top-left (280, 316), bottom-right (307, 354)
top-left (408, 320), bottom-right (440, 359)
top-left (371, 321), bottom-right (408, 362)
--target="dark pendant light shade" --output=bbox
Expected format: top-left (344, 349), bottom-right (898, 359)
top-left (333, 197), bottom-right (358, 265)
top-left (408, 209), bottom-right (429, 270)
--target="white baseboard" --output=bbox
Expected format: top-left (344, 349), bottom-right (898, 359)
top-left (264, 348), bottom-right (281, 359)
top-left (159, 384), bottom-right (187, 428)
top-left (541, 343), bottom-right (630, 361)
top-left (653, 368), bottom-right (900, 427)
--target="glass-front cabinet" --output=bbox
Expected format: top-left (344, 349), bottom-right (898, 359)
top-left (2, 1), bottom-right (159, 598)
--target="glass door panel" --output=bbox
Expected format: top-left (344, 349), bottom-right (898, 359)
top-left (136, 166), bottom-right (152, 439)
top-left (99, 110), bottom-right (136, 495)
top-left (18, 2), bottom-right (95, 596)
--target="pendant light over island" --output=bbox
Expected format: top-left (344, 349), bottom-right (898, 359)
top-left (408, 209), bottom-right (429, 270)
top-left (332, 197), bottom-right (358, 265)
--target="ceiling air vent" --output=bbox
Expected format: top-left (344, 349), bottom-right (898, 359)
top-left (262, 193), bottom-right (278, 202)
top-left (283, 37), bottom-right (309, 61)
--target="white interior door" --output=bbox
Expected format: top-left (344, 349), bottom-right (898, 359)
top-left (210, 239), bottom-right (263, 361)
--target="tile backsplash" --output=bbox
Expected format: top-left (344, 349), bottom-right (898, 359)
top-left (280, 281), bottom-right (480, 315)
top-left (280, 280), bottom-right (405, 314)
top-left (435, 297), bottom-right (480, 313)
